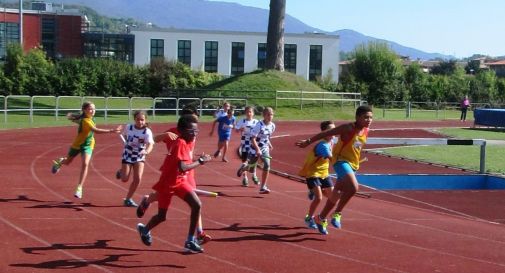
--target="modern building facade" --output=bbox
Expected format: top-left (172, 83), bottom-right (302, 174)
top-left (132, 28), bottom-right (339, 81)
top-left (0, 7), bottom-right (84, 60)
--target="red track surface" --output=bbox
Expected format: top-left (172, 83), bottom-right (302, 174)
top-left (1, 120), bottom-right (504, 273)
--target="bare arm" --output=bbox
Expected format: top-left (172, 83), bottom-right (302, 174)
top-left (154, 131), bottom-right (178, 143)
top-left (179, 153), bottom-right (212, 172)
top-left (209, 119), bottom-right (218, 136)
top-left (295, 123), bottom-right (350, 148)
top-left (92, 125), bottom-right (122, 134)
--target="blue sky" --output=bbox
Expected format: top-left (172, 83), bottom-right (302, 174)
top-left (210, 0), bottom-right (504, 58)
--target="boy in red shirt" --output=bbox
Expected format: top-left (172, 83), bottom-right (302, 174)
top-left (136, 114), bottom-right (211, 253)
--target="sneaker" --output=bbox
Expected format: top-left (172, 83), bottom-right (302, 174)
top-left (330, 212), bottom-right (342, 229)
top-left (304, 215), bottom-right (317, 229)
top-left (252, 175), bottom-right (260, 185)
top-left (259, 186), bottom-right (270, 194)
top-left (237, 163), bottom-right (248, 177)
top-left (308, 190), bottom-right (315, 201)
top-left (115, 170), bottom-right (121, 180)
top-left (136, 196), bottom-right (150, 218)
top-left (124, 198), bottom-right (138, 207)
top-left (197, 232), bottom-right (212, 245)
top-left (51, 158), bottom-right (64, 174)
top-left (137, 223), bottom-right (152, 246)
top-left (74, 185), bottom-right (83, 199)
top-left (241, 177), bottom-right (249, 187)
top-left (184, 240), bottom-right (204, 253)
top-left (314, 215), bottom-right (328, 235)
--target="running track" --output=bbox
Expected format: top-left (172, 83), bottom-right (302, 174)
top-left (1, 120), bottom-right (504, 273)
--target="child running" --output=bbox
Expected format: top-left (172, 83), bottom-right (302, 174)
top-left (214, 101), bottom-right (231, 119)
top-left (295, 105), bottom-right (373, 234)
top-left (298, 121), bottom-right (336, 229)
top-left (136, 114), bottom-right (212, 253)
top-left (115, 110), bottom-right (154, 207)
top-left (249, 107), bottom-right (276, 194)
top-left (209, 107), bottom-right (236, 162)
top-left (235, 106), bottom-right (259, 187)
top-left (51, 101), bottom-right (122, 198)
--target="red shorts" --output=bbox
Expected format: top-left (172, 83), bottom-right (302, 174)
top-left (153, 171), bottom-right (193, 209)
top-left (157, 183), bottom-right (193, 209)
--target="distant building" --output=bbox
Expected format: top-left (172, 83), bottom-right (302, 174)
top-left (0, 7), bottom-right (84, 60)
top-left (131, 28), bottom-right (340, 81)
top-left (486, 60), bottom-right (505, 77)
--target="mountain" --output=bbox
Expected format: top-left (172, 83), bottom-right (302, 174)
top-left (17, 0), bottom-right (452, 60)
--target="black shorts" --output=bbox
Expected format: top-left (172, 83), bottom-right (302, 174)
top-left (240, 151), bottom-right (249, 162)
top-left (306, 177), bottom-right (333, 190)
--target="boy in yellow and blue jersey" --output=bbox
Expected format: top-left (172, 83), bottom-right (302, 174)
top-left (296, 105), bottom-right (373, 234)
top-left (298, 121), bottom-right (335, 229)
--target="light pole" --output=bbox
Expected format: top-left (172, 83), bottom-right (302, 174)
top-left (18, 0), bottom-right (23, 47)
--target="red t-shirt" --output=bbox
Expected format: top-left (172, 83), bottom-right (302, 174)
top-left (160, 127), bottom-right (196, 188)
top-left (153, 137), bottom-right (194, 194)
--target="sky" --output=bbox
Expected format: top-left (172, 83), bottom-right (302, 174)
top-left (210, 0), bottom-right (504, 58)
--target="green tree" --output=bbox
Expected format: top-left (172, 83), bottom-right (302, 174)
top-left (470, 70), bottom-right (497, 103)
top-left (3, 44), bottom-right (24, 94)
top-left (405, 63), bottom-right (428, 102)
top-left (430, 60), bottom-right (457, 76)
top-left (18, 48), bottom-right (55, 95)
top-left (349, 42), bottom-right (405, 105)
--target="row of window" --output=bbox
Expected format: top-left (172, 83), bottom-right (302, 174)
top-left (150, 39), bottom-right (323, 80)
top-left (0, 22), bottom-right (20, 60)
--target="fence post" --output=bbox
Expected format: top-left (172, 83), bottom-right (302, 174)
top-left (275, 90), bottom-right (278, 109)
top-left (406, 101), bottom-right (411, 118)
top-left (480, 141), bottom-right (486, 174)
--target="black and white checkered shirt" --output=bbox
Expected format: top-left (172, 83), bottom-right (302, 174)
top-left (250, 120), bottom-right (276, 156)
top-left (236, 118), bottom-right (259, 154)
top-left (121, 124), bottom-right (154, 163)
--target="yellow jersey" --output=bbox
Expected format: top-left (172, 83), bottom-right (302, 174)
top-left (71, 117), bottom-right (95, 150)
top-left (298, 141), bottom-right (332, 178)
top-left (331, 124), bottom-right (368, 170)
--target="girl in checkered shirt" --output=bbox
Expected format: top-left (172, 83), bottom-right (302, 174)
top-left (116, 110), bottom-right (155, 207)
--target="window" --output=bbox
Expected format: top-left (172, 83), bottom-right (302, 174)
top-left (205, 41), bottom-right (218, 73)
top-left (150, 39), bottom-right (164, 59)
top-left (231, 42), bottom-right (245, 76)
top-left (284, 44), bottom-right (297, 73)
top-left (309, 45), bottom-right (322, 81)
top-left (257, 43), bottom-right (266, 69)
top-left (0, 22), bottom-right (20, 60)
top-left (83, 33), bottom-right (134, 63)
top-left (41, 17), bottom-right (56, 58)
top-left (178, 40), bottom-right (191, 66)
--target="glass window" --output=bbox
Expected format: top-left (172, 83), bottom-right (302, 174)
top-left (0, 22), bottom-right (20, 60)
top-left (178, 40), bottom-right (191, 66)
top-left (231, 42), bottom-right (245, 76)
top-left (257, 43), bottom-right (266, 70)
top-left (150, 39), bottom-right (164, 59)
top-left (309, 45), bottom-right (322, 81)
top-left (284, 44), bottom-right (297, 74)
top-left (83, 33), bottom-right (135, 63)
top-left (205, 41), bottom-right (218, 73)
top-left (41, 17), bottom-right (56, 58)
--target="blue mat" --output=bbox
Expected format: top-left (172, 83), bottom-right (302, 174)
top-left (474, 108), bottom-right (505, 127)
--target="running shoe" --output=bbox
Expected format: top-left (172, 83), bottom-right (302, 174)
top-left (137, 223), bottom-right (152, 246)
top-left (330, 212), bottom-right (342, 229)
top-left (136, 196), bottom-right (150, 218)
top-left (51, 158), bottom-right (64, 174)
top-left (124, 198), bottom-right (138, 207)
top-left (237, 163), bottom-right (248, 177)
top-left (197, 232), bottom-right (212, 245)
top-left (184, 240), bottom-right (204, 253)
top-left (74, 185), bottom-right (83, 199)
top-left (241, 177), bottom-right (249, 187)
top-left (259, 186), bottom-right (270, 194)
top-left (304, 215), bottom-right (317, 229)
top-left (315, 215), bottom-right (328, 235)
top-left (252, 175), bottom-right (260, 185)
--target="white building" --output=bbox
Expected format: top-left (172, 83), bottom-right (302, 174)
top-left (132, 28), bottom-right (339, 82)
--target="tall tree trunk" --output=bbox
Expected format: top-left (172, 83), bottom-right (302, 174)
top-left (265, 0), bottom-right (285, 71)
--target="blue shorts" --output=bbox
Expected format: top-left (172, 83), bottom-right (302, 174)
top-left (218, 132), bottom-right (231, 142)
top-left (306, 177), bottom-right (333, 190)
top-left (333, 161), bottom-right (355, 179)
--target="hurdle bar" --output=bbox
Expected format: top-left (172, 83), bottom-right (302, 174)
top-left (367, 138), bottom-right (487, 174)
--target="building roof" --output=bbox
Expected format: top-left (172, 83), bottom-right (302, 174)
top-left (486, 60), bottom-right (505, 66)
